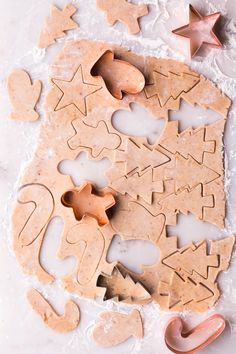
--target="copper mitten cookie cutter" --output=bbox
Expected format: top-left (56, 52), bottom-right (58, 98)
top-left (165, 314), bottom-right (226, 353)
top-left (91, 50), bottom-right (145, 99)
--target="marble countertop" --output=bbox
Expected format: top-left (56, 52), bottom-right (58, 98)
top-left (0, 0), bottom-right (236, 353)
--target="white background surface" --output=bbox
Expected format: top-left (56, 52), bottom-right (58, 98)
top-left (0, 0), bottom-right (236, 353)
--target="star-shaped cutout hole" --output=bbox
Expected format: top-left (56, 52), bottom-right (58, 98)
top-left (172, 5), bottom-right (222, 58)
top-left (53, 66), bottom-right (102, 115)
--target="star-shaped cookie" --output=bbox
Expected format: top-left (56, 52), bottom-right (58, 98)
top-left (53, 66), bottom-right (101, 115)
top-left (172, 5), bottom-right (222, 57)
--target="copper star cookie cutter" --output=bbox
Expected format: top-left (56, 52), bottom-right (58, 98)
top-left (172, 4), bottom-right (222, 58)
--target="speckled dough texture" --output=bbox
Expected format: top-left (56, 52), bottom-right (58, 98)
top-left (27, 288), bottom-right (80, 332)
top-left (7, 69), bottom-right (42, 121)
top-left (12, 39), bottom-right (234, 313)
top-left (96, 0), bottom-right (148, 34)
top-left (38, 4), bottom-right (79, 49)
top-left (92, 309), bottom-right (143, 347)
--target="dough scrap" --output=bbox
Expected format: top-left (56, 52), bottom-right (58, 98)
top-left (11, 39), bottom-right (233, 312)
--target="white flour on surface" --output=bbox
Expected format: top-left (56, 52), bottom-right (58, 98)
top-left (0, 0), bottom-right (236, 353)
